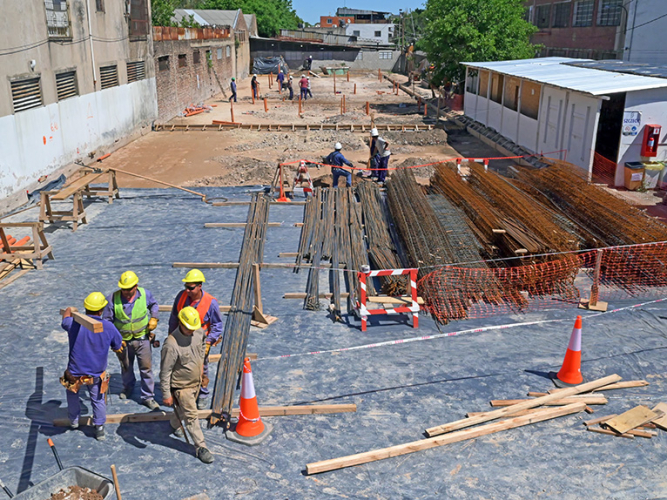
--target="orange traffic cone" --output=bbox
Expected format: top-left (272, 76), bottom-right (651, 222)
top-left (227, 358), bottom-right (272, 446)
top-left (552, 316), bottom-right (583, 387)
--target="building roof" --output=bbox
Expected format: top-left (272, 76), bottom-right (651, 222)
top-left (462, 57), bottom-right (667, 96)
top-left (336, 8), bottom-right (391, 16)
top-left (173, 9), bottom-right (240, 28)
top-left (566, 59), bottom-right (667, 79)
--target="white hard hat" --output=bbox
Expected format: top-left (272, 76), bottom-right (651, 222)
top-left (335, 142), bottom-right (342, 150)
top-left (371, 128), bottom-right (379, 137)
top-left (302, 75), bottom-right (306, 78)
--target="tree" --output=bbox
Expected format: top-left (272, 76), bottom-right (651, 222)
top-left (420, 0), bottom-right (537, 85)
top-left (152, 0), bottom-right (177, 26)
top-left (202, 0), bottom-right (302, 37)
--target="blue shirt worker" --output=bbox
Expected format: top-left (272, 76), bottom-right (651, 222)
top-left (61, 293), bottom-right (123, 441)
top-left (229, 78), bottom-right (237, 102)
top-left (168, 269), bottom-right (223, 410)
top-left (102, 271), bottom-right (160, 410)
top-left (277, 70), bottom-right (285, 89)
top-left (326, 142), bottom-right (354, 188)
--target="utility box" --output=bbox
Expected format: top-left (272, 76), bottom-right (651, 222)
top-left (624, 162), bottom-right (645, 190)
top-left (641, 124), bottom-right (661, 157)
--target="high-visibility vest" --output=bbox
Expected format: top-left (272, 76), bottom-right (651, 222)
top-left (113, 288), bottom-right (149, 341)
top-left (176, 290), bottom-right (215, 336)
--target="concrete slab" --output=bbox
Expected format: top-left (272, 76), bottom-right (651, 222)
top-left (1, 187), bottom-right (667, 499)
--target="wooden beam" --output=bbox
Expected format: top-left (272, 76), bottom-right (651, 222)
top-left (424, 374), bottom-right (621, 437)
top-left (305, 403), bottom-right (585, 475)
top-left (278, 252), bottom-right (299, 258)
top-left (490, 396), bottom-right (607, 407)
top-left (59, 308), bottom-right (103, 333)
top-left (583, 414), bottom-right (616, 426)
top-left (587, 426), bottom-right (634, 439)
top-left (547, 380), bottom-right (649, 394)
top-left (651, 403), bottom-right (667, 431)
top-left (204, 222), bottom-right (283, 228)
top-left (208, 352), bottom-right (257, 363)
top-left (284, 292), bottom-right (350, 299)
top-left (603, 405), bottom-right (659, 434)
top-left (158, 305), bottom-right (231, 313)
top-left (53, 403), bottom-right (357, 426)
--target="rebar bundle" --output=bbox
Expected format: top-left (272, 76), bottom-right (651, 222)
top-left (211, 194), bottom-right (270, 419)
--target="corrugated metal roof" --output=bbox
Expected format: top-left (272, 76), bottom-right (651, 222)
top-left (462, 57), bottom-right (667, 96)
top-left (173, 9), bottom-right (239, 28)
top-left (566, 59), bottom-right (667, 79)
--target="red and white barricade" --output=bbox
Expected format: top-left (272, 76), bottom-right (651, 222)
top-left (357, 267), bottom-right (419, 332)
top-left (293, 160), bottom-right (314, 196)
top-left (456, 158), bottom-right (489, 175)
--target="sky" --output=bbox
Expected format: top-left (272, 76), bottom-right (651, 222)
top-left (293, 0), bottom-right (425, 25)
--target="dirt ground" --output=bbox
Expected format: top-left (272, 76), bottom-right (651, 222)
top-left (101, 74), bottom-right (457, 188)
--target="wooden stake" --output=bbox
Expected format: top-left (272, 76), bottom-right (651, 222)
top-left (424, 103), bottom-right (428, 116)
top-left (298, 96), bottom-right (302, 116)
top-left (365, 102), bottom-right (370, 115)
top-left (346, 71), bottom-right (350, 82)
top-left (264, 97), bottom-right (268, 112)
top-left (268, 73), bottom-right (272, 89)
top-left (252, 263), bottom-right (263, 313)
top-left (230, 101), bottom-right (235, 123)
top-left (354, 83), bottom-right (357, 94)
top-left (110, 465), bottom-right (122, 500)
top-left (425, 374), bottom-right (621, 437)
top-left (334, 72), bottom-right (337, 94)
top-left (306, 403), bottom-right (585, 475)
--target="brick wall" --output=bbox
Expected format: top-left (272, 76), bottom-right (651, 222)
top-left (154, 39), bottom-right (235, 122)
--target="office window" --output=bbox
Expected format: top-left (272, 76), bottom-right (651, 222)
top-left (536, 5), bottom-right (551, 28)
top-left (158, 56), bottom-right (169, 71)
top-left (56, 70), bottom-right (78, 100)
top-left (44, 0), bottom-right (71, 38)
top-left (552, 2), bottom-right (571, 28)
top-left (503, 77), bottom-right (520, 111)
top-left (327, 18), bottom-right (332, 23)
top-left (226, 45), bottom-right (231, 57)
top-left (374, 30), bottom-right (381, 37)
top-left (520, 81), bottom-right (541, 120)
top-left (11, 77), bottom-right (42, 112)
top-left (573, 0), bottom-right (594, 26)
top-left (178, 54), bottom-right (187, 67)
top-left (129, 0), bottom-right (149, 37)
top-left (100, 65), bottom-right (118, 89)
top-left (379, 51), bottom-right (392, 59)
top-left (598, 0), bottom-right (622, 26)
top-left (96, 0), bottom-right (104, 11)
top-left (193, 50), bottom-right (201, 64)
top-left (127, 61), bottom-right (145, 82)
top-left (217, 48), bottom-right (223, 59)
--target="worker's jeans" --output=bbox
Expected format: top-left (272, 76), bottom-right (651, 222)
top-left (171, 386), bottom-right (206, 449)
top-left (229, 92), bottom-right (237, 102)
top-left (67, 378), bottom-right (105, 426)
top-left (332, 167), bottom-right (352, 187)
top-left (377, 155), bottom-right (389, 183)
top-left (300, 88), bottom-right (308, 100)
top-left (117, 338), bottom-right (154, 401)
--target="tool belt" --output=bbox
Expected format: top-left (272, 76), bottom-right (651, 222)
top-left (60, 370), bottom-right (109, 394)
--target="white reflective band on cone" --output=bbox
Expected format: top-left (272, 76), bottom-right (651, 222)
top-left (241, 372), bottom-right (256, 399)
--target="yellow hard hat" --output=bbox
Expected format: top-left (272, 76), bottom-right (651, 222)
top-left (178, 306), bottom-right (201, 330)
top-left (182, 269), bottom-right (206, 283)
top-left (118, 270), bottom-right (139, 289)
top-left (84, 292), bottom-right (108, 311)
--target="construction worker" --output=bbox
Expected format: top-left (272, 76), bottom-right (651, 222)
top-left (276, 70), bottom-right (285, 90)
top-left (299, 74), bottom-right (309, 101)
top-left (370, 128), bottom-right (391, 186)
top-left (287, 75), bottom-right (294, 100)
top-left (306, 77), bottom-right (313, 99)
top-left (103, 271), bottom-right (160, 409)
top-left (251, 74), bottom-right (259, 99)
top-left (326, 142), bottom-right (354, 188)
top-left (160, 306), bottom-right (214, 464)
top-left (168, 269), bottom-right (223, 410)
top-left (61, 293), bottom-right (123, 441)
top-left (229, 77), bottom-right (237, 102)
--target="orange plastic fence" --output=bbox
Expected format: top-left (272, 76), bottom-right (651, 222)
top-left (591, 152), bottom-right (616, 186)
top-left (418, 241), bottom-right (667, 323)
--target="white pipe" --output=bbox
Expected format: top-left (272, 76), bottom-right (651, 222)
top-left (86, 0), bottom-right (97, 85)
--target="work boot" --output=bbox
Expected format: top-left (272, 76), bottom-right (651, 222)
top-left (95, 425), bottom-right (105, 441)
top-left (119, 388), bottom-right (130, 400)
top-left (142, 398), bottom-right (159, 410)
top-left (196, 398), bottom-right (209, 410)
top-left (196, 447), bottom-right (214, 464)
top-left (172, 426), bottom-right (184, 439)
top-left (70, 420), bottom-right (79, 430)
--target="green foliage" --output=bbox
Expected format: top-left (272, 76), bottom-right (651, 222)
top-left (421, 0), bottom-right (537, 85)
top-left (202, 0), bottom-right (302, 37)
top-left (152, 0), bottom-right (177, 26)
top-left (180, 14), bottom-right (201, 28)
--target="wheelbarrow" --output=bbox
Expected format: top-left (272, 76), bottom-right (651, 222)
top-left (0, 439), bottom-right (116, 499)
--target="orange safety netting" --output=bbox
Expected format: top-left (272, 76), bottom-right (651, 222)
top-left (418, 241), bottom-right (667, 324)
top-left (591, 152), bottom-right (617, 186)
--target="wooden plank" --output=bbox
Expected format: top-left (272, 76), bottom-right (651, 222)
top-left (158, 304), bottom-right (231, 313)
top-left (604, 405), bottom-right (658, 434)
top-left (584, 414), bottom-right (616, 426)
top-left (651, 403), bottom-right (667, 431)
top-left (367, 296), bottom-right (425, 305)
top-left (0, 269), bottom-right (29, 289)
top-left (592, 380), bottom-right (649, 391)
top-left (53, 403), bottom-right (357, 426)
top-left (466, 409), bottom-right (542, 418)
top-left (490, 396), bottom-right (607, 407)
top-left (52, 173), bottom-right (105, 200)
top-left (278, 252), bottom-right (299, 258)
top-left (208, 352), bottom-right (257, 363)
top-left (283, 292), bottom-right (350, 299)
top-left (204, 222), bottom-right (283, 228)
top-left (60, 308), bottom-right (104, 333)
top-left (306, 403), bottom-right (585, 475)
top-left (425, 374), bottom-right (621, 437)
top-left (587, 426), bottom-right (634, 439)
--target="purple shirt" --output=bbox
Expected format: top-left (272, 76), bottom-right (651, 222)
top-left (62, 316), bottom-right (123, 377)
top-left (168, 290), bottom-right (223, 344)
top-left (277, 72), bottom-right (285, 83)
top-left (101, 288), bottom-right (159, 323)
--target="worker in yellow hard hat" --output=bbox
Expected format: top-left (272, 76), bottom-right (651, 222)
top-left (160, 306), bottom-right (214, 464)
top-left (61, 292), bottom-right (123, 441)
top-left (168, 269), bottom-right (223, 410)
top-left (102, 271), bottom-right (161, 410)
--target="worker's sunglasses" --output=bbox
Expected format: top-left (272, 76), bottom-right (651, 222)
top-left (184, 284), bottom-right (200, 291)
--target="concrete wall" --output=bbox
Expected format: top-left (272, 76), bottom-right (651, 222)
top-left (0, 0), bottom-right (156, 199)
top-left (345, 24), bottom-right (395, 44)
top-left (616, 88), bottom-right (667, 185)
top-left (624, 0), bottom-right (667, 64)
top-left (154, 39), bottom-right (235, 122)
top-left (234, 15), bottom-right (251, 79)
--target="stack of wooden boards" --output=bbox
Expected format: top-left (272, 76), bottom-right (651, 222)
top-left (584, 403), bottom-right (666, 439)
top-left (305, 374), bottom-right (663, 474)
